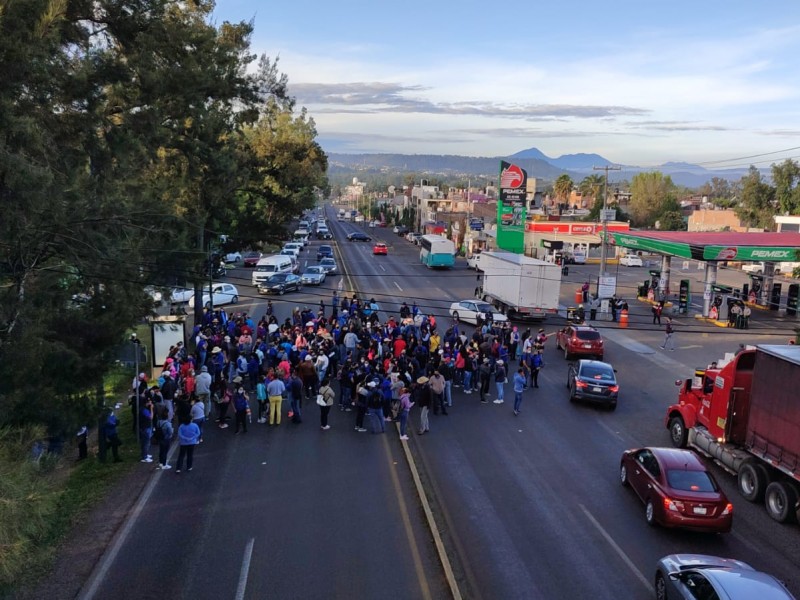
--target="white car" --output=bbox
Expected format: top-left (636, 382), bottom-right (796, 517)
top-left (467, 254), bottom-right (482, 270)
top-left (190, 283), bottom-right (240, 308)
top-left (169, 287), bottom-right (195, 304)
top-left (619, 254), bottom-right (643, 267)
top-left (224, 251), bottom-right (242, 263)
top-left (354, 215), bottom-right (365, 223)
top-left (281, 244), bottom-right (301, 258)
top-left (449, 300), bottom-right (508, 325)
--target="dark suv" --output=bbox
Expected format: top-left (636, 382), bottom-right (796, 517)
top-left (567, 360), bottom-right (618, 410)
top-left (316, 245), bottom-right (334, 261)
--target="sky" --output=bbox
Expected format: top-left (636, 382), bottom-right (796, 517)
top-left (212, 1), bottom-right (800, 168)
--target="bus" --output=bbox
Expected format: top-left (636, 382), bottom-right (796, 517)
top-left (419, 234), bottom-right (455, 269)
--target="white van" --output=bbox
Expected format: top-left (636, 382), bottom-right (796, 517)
top-left (252, 255), bottom-right (294, 285)
top-left (293, 230), bottom-right (310, 246)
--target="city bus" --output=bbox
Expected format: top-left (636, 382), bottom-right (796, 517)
top-left (419, 234), bottom-right (455, 269)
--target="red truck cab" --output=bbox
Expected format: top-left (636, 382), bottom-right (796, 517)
top-left (666, 350), bottom-right (755, 447)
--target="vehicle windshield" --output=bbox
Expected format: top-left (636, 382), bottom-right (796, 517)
top-left (320, 246), bottom-right (332, 252)
top-left (579, 365), bottom-right (615, 381)
top-left (268, 274), bottom-right (289, 283)
top-left (306, 267), bottom-right (323, 274)
top-left (256, 264), bottom-right (276, 272)
top-left (666, 470), bottom-right (717, 493)
top-left (475, 303), bottom-right (493, 312)
top-left (321, 259), bottom-right (335, 266)
top-left (576, 330), bottom-right (601, 341)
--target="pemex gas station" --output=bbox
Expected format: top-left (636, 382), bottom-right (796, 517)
top-left (605, 231), bottom-right (800, 318)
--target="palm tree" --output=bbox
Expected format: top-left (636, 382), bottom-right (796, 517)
top-left (579, 174), bottom-right (605, 209)
top-left (554, 174), bottom-right (574, 207)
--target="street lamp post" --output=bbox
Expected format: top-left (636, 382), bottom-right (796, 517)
top-left (131, 334), bottom-right (141, 436)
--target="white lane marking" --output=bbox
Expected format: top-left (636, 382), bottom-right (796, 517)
top-left (394, 281), bottom-right (403, 292)
top-left (235, 537), bottom-right (255, 600)
top-left (379, 264), bottom-right (386, 272)
top-left (579, 504), bottom-right (650, 591)
top-left (78, 444), bottom-right (179, 600)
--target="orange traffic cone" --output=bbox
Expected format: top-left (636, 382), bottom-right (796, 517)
top-left (619, 309), bottom-right (629, 328)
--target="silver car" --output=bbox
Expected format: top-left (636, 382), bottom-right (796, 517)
top-left (300, 266), bottom-right (326, 285)
top-left (655, 554), bottom-right (796, 600)
top-left (319, 257), bottom-right (338, 275)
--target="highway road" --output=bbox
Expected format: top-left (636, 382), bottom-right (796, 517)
top-left (81, 207), bottom-right (800, 600)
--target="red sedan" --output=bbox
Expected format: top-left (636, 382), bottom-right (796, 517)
top-left (620, 447), bottom-right (733, 533)
top-left (555, 325), bottom-right (604, 360)
top-left (373, 242), bottom-right (388, 255)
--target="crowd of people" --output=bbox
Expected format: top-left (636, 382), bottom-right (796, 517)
top-left (110, 297), bottom-right (550, 471)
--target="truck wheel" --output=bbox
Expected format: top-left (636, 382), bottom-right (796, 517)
top-left (765, 481), bottom-right (799, 523)
top-left (668, 416), bottom-right (688, 448)
top-left (738, 460), bottom-right (770, 503)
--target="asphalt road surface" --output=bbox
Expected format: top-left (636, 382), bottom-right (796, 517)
top-left (83, 207), bottom-right (800, 600)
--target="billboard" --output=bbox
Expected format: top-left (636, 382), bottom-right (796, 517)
top-left (497, 161), bottom-right (527, 253)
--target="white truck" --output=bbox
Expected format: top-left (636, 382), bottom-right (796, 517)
top-left (479, 251), bottom-right (562, 320)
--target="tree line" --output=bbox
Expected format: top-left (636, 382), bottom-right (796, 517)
top-left (0, 0), bottom-right (327, 433)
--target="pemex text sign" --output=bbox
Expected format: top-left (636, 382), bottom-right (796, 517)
top-left (497, 161), bottom-right (527, 253)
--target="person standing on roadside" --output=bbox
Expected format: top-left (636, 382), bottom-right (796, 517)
top-left (478, 358), bottom-right (492, 404)
top-left (156, 407), bottom-right (173, 470)
top-left (415, 377), bottom-right (431, 435)
top-left (267, 374), bottom-right (285, 425)
top-left (318, 377), bottom-right (335, 430)
top-left (660, 318), bottom-right (676, 351)
top-left (190, 397), bottom-right (205, 444)
top-left (195, 365), bottom-right (212, 418)
top-left (398, 388), bottom-right (414, 441)
top-left (513, 368), bottom-right (526, 416)
top-left (255, 375), bottom-right (268, 424)
top-left (103, 408), bottom-right (122, 463)
top-left (139, 399), bottom-right (154, 463)
top-left (232, 383), bottom-right (249, 434)
top-left (652, 301), bottom-right (663, 325)
top-left (175, 416), bottom-right (201, 473)
top-left (429, 370), bottom-right (447, 415)
top-left (493, 359), bottom-right (507, 405)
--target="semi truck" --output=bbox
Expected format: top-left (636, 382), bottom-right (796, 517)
top-left (478, 251), bottom-right (561, 320)
top-left (665, 345), bottom-right (800, 523)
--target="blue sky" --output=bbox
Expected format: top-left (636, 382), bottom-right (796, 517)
top-left (213, 1), bottom-right (800, 168)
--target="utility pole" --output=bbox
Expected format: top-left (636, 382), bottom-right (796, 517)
top-left (593, 165), bottom-right (621, 281)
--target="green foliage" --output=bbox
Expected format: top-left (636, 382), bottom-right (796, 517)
top-left (735, 166), bottom-right (776, 229)
top-left (771, 159), bottom-right (800, 215)
top-left (0, 1), bottom-right (325, 431)
top-left (629, 171), bottom-right (677, 226)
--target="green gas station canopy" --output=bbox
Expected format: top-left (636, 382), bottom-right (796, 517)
top-left (607, 231), bottom-right (800, 262)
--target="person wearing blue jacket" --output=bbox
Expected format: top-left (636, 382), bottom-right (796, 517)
top-left (175, 417), bottom-right (201, 473)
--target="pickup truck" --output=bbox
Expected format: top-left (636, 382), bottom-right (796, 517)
top-left (741, 261), bottom-right (800, 276)
top-left (741, 261), bottom-right (766, 274)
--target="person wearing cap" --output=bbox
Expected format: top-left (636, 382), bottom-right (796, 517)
top-left (513, 368), bottom-right (526, 416)
top-left (366, 381), bottom-right (385, 433)
top-left (429, 370), bottom-right (447, 415)
top-left (493, 359), bottom-right (507, 404)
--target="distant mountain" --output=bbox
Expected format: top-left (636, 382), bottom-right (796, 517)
top-left (326, 148), bottom-right (754, 188)
top-left (511, 147), bottom-right (613, 170)
top-left (327, 152), bottom-right (566, 181)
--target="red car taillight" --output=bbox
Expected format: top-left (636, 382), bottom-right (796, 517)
top-left (721, 502), bottom-right (733, 515)
top-left (608, 385), bottom-right (619, 392)
top-left (664, 497), bottom-right (686, 513)
top-left (575, 381), bottom-right (588, 389)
